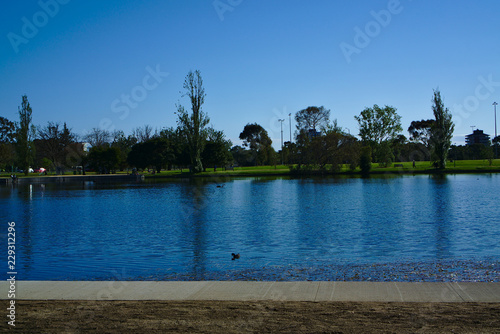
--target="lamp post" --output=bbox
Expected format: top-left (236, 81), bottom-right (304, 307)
top-left (494, 102), bottom-right (498, 158)
top-left (288, 113), bottom-right (292, 143)
top-left (278, 119), bottom-right (284, 165)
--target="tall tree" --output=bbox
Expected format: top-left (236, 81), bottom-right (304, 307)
top-left (429, 89), bottom-right (454, 169)
top-left (16, 95), bottom-right (36, 175)
top-left (176, 70), bottom-right (210, 173)
top-left (295, 106), bottom-right (330, 132)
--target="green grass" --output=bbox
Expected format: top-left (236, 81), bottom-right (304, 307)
top-left (0, 170), bottom-right (131, 178)
top-left (2, 160), bottom-right (500, 179)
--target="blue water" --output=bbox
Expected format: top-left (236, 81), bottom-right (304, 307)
top-left (1, 174), bottom-right (499, 281)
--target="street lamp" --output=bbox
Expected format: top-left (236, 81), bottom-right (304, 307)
top-left (288, 113), bottom-right (292, 143)
top-left (494, 102), bottom-right (498, 158)
top-left (278, 119), bottom-right (284, 165)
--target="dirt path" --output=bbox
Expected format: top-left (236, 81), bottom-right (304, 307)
top-left (4, 300), bottom-right (500, 333)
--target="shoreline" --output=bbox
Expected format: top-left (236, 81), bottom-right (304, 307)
top-left (6, 281), bottom-right (500, 332)
top-left (145, 167), bottom-right (500, 179)
top-left (2, 163), bottom-right (500, 183)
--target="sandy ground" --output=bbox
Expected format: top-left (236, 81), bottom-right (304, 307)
top-left (3, 300), bottom-right (500, 333)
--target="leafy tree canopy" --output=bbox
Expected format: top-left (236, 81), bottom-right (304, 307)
top-left (355, 104), bottom-right (402, 144)
top-left (239, 123), bottom-right (271, 150)
top-left (0, 117), bottom-right (15, 143)
top-left (408, 119), bottom-right (435, 147)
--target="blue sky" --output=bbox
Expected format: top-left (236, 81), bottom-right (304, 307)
top-left (1, 0), bottom-right (500, 149)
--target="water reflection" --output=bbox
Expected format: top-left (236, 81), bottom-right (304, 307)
top-left (176, 179), bottom-right (209, 279)
top-left (429, 174), bottom-right (452, 259)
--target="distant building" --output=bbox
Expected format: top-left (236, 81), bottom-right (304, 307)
top-left (465, 129), bottom-right (490, 146)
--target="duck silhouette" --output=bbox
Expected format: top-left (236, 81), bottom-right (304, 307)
top-left (231, 253), bottom-right (240, 260)
top-left (216, 184), bottom-right (225, 188)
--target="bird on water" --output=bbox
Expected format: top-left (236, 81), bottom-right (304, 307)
top-left (231, 253), bottom-right (240, 260)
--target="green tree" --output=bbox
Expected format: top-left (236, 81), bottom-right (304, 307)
top-left (160, 127), bottom-right (188, 169)
top-left (202, 128), bottom-right (232, 170)
top-left (126, 143), bottom-right (149, 170)
top-left (295, 106), bottom-right (330, 132)
top-left (230, 145), bottom-right (254, 167)
top-left (176, 70), bottom-right (210, 173)
top-left (0, 116), bottom-right (16, 171)
top-left (111, 130), bottom-right (137, 171)
top-left (468, 143), bottom-right (493, 161)
top-left (127, 138), bottom-right (174, 172)
top-left (87, 146), bottom-right (120, 173)
top-left (429, 89), bottom-right (454, 169)
top-left (408, 119), bottom-right (435, 147)
top-left (355, 105), bottom-right (402, 144)
top-left (377, 140), bottom-right (394, 167)
top-left (0, 117), bottom-right (16, 143)
top-left (355, 104), bottom-right (402, 163)
top-left (16, 95), bottom-right (36, 175)
top-left (239, 123), bottom-right (274, 165)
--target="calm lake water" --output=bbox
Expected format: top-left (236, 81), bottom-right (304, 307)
top-left (1, 174), bottom-right (499, 281)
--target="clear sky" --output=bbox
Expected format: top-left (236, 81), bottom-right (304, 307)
top-left (1, 0), bottom-right (500, 149)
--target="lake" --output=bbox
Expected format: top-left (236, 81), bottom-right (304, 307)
top-left (1, 174), bottom-right (499, 281)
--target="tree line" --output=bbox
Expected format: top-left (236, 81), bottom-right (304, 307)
top-left (281, 89), bottom-right (458, 173)
top-left (1, 72), bottom-right (492, 176)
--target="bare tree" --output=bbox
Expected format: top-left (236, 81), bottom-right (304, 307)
top-left (83, 128), bottom-right (111, 148)
top-left (295, 106), bottom-right (330, 132)
top-left (132, 125), bottom-right (153, 143)
top-left (37, 122), bottom-right (76, 173)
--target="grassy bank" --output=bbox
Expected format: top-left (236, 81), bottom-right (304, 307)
top-left (144, 159), bottom-right (500, 179)
top-left (2, 160), bottom-right (500, 180)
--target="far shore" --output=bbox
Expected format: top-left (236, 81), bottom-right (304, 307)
top-left (2, 160), bottom-right (500, 183)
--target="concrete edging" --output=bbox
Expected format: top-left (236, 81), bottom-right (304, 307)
top-left (1, 281), bottom-right (500, 302)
